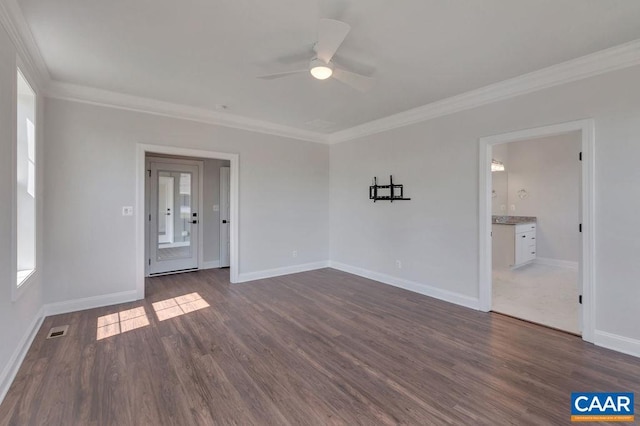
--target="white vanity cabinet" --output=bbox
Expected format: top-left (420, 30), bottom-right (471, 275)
top-left (492, 222), bottom-right (536, 268)
top-left (514, 223), bottom-right (536, 266)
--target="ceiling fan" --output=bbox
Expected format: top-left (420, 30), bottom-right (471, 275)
top-left (257, 18), bottom-right (374, 92)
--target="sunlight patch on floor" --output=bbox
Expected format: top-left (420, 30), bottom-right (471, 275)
top-left (97, 306), bottom-right (150, 340)
top-left (152, 292), bottom-right (210, 321)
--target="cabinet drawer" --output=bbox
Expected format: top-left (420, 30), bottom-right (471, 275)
top-left (515, 223), bottom-right (536, 233)
top-left (517, 231), bottom-right (536, 243)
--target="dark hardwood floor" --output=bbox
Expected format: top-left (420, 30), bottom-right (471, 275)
top-left (1, 268), bottom-right (639, 425)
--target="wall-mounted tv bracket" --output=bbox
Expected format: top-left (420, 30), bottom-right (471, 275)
top-left (369, 175), bottom-right (411, 202)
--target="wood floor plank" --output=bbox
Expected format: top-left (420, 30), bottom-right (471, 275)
top-left (1, 268), bottom-right (640, 425)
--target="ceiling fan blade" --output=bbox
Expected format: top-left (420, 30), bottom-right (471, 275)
top-left (315, 19), bottom-right (351, 63)
top-left (256, 69), bottom-right (308, 80)
top-left (332, 67), bottom-right (374, 92)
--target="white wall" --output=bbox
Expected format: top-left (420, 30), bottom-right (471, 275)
top-left (330, 64), bottom-right (640, 343)
top-left (491, 144), bottom-right (508, 215)
top-left (44, 98), bottom-right (330, 304)
top-left (505, 133), bottom-right (581, 262)
top-left (0, 24), bottom-right (45, 397)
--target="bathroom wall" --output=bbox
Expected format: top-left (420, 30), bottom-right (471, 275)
top-left (503, 132), bottom-right (582, 263)
top-left (491, 144), bottom-right (508, 215)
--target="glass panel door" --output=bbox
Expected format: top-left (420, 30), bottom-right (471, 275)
top-left (148, 161), bottom-right (199, 275)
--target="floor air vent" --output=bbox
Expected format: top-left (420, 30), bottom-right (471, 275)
top-left (46, 325), bottom-right (69, 339)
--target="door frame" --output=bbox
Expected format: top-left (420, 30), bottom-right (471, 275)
top-left (146, 157), bottom-right (203, 276)
top-left (136, 144), bottom-right (239, 299)
top-left (478, 119), bottom-right (595, 343)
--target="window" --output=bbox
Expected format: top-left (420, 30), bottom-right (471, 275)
top-left (16, 68), bottom-right (36, 288)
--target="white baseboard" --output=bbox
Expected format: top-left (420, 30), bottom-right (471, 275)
top-left (535, 257), bottom-right (579, 270)
top-left (201, 260), bottom-right (220, 270)
top-left (328, 261), bottom-right (480, 310)
top-left (0, 306), bottom-right (46, 405)
top-left (594, 330), bottom-right (640, 359)
top-left (44, 290), bottom-right (139, 316)
top-left (237, 261), bottom-right (330, 283)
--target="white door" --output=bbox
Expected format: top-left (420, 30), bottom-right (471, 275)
top-left (149, 162), bottom-right (200, 275)
top-left (219, 167), bottom-right (230, 268)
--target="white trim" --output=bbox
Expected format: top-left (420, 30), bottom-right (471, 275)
top-left (2, 0), bottom-right (640, 144)
top-left (478, 119), bottom-right (595, 343)
top-left (237, 261), bottom-right (330, 283)
top-left (0, 0), bottom-right (49, 87)
top-left (43, 291), bottom-right (138, 317)
top-left (47, 81), bottom-right (328, 144)
top-left (137, 144), bottom-right (240, 300)
top-left (535, 257), bottom-right (579, 270)
top-left (45, 39), bottom-right (640, 146)
top-left (328, 39), bottom-right (640, 143)
top-left (4, 0), bottom-right (638, 148)
top-left (329, 261), bottom-right (480, 310)
top-left (594, 331), bottom-right (640, 359)
top-left (0, 306), bottom-right (45, 405)
top-left (11, 60), bottom-right (40, 302)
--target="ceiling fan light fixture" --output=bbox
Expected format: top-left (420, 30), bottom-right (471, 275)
top-left (310, 59), bottom-right (333, 80)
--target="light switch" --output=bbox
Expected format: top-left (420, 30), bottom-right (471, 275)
top-left (510, 204), bottom-right (516, 212)
top-left (122, 206), bottom-right (133, 216)
top-left (213, 204), bottom-right (219, 212)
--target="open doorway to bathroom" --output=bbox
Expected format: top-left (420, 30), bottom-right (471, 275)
top-left (478, 119), bottom-right (595, 342)
top-left (490, 132), bottom-right (581, 334)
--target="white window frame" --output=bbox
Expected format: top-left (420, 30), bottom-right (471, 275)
top-left (12, 63), bottom-right (38, 301)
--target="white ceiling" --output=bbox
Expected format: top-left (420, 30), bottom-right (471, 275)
top-left (16, 0), bottom-right (640, 133)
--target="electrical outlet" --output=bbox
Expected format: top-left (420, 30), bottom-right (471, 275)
top-left (292, 250), bottom-right (298, 258)
top-left (510, 204), bottom-right (516, 211)
top-left (122, 206), bottom-right (133, 216)
top-left (396, 260), bottom-right (402, 269)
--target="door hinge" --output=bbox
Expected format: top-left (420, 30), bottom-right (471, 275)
top-left (579, 295), bottom-right (582, 304)
top-left (579, 223), bottom-right (582, 233)
top-left (579, 152), bottom-right (582, 161)
top-left (148, 169), bottom-right (151, 177)
top-left (148, 258), bottom-right (151, 266)
top-left (148, 214), bottom-right (151, 221)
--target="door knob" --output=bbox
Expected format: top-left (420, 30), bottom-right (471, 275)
top-left (222, 220), bottom-right (228, 224)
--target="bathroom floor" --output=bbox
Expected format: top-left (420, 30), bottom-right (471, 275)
top-left (492, 263), bottom-right (580, 334)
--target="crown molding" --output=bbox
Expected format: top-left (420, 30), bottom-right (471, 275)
top-left (0, 0), bottom-right (50, 88)
top-left (46, 81), bottom-right (330, 144)
top-left (3, 0), bottom-right (640, 145)
top-left (328, 38), bottom-right (640, 144)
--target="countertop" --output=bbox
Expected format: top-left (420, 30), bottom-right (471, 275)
top-left (492, 215), bottom-right (537, 225)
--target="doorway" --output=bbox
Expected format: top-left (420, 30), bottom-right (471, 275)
top-left (478, 119), bottom-right (595, 343)
top-left (489, 133), bottom-right (581, 334)
top-left (147, 157), bottom-right (201, 275)
top-left (136, 144), bottom-right (239, 299)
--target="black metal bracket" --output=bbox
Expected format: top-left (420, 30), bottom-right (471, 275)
top-left (369, 175), bottom-right (411, 202)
